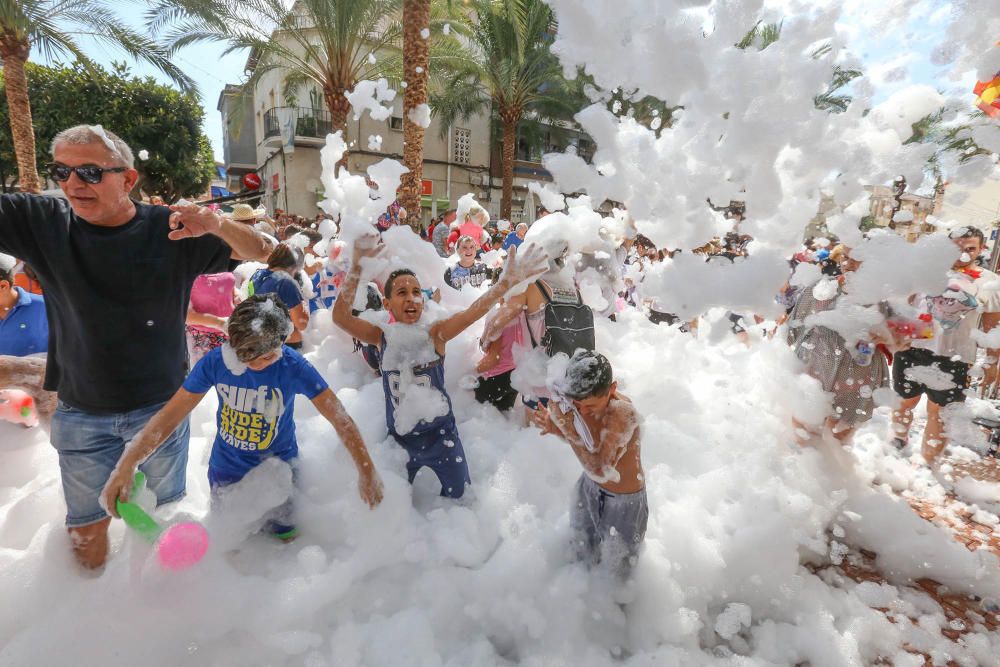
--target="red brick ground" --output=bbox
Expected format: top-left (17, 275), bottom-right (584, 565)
top-left (809, 545), bottom-right (998, 666)
top-left (808, 457), bottom-right (1000, 665)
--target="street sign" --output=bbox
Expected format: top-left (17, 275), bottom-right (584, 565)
top-left (242, 173), bottom-right (262, 190)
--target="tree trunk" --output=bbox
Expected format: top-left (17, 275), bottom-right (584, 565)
top-left (325, 86), bottom-right (351, 171)
top-left (398, 0), bottom-right (431, 234)
top-left (0, 35), bottom-right (40, 194)
top-left (500, 112), bottom-right (518, 220)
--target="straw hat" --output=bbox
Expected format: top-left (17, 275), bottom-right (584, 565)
top-left (228, 203), bottom-right (265, 222)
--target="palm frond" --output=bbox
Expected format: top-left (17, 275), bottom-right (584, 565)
top-left (736, 20), bottom-right (783, 51)
top-left (6, 0), bottom-right (197, 92)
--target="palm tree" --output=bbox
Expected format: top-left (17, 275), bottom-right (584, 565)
top-left (0, 0), bottom-right (194, 193)
top-left (433, 0), bottom-right (576, 219)
top-left (396, 0), bottom-right (463, 231)
top-left (397, 0), bottom-right (430, 231)
top-left (148, 0), bottom-right (406, 156)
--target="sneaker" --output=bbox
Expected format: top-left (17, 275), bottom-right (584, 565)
top-left (271, 526), bottom-right (298, 543)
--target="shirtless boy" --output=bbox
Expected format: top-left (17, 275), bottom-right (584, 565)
top-left (532, 350), bottom-right (646, 578)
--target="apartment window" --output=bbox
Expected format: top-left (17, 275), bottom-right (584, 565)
top-left (389, 116), bottom-right (403, 131)
top-left (453, 127), bottom-right (471, 164)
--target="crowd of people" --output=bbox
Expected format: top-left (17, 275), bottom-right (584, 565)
top-left (1, 123), bottom-right (998, 583)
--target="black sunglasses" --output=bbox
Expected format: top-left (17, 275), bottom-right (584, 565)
top-left (46, 163), bottom-right (128, 184)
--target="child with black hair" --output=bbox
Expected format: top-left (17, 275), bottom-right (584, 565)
top-left (102, 294), bottom-right (382, 540)
top-left (333, 238), bottom-right (548, 498)
top-left (531, 350), bottom-right (646, 578)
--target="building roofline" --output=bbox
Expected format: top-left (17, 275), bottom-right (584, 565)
top-left (217, 84), bottom-right (244, 112)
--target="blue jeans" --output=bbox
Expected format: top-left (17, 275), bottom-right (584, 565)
top-left (50, 400), bottom-right (190, 527)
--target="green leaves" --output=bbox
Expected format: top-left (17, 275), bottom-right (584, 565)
top-left (905, 105), bottom-right (993, 180)
top-left (0, 61), bottom-right (215, 200)
top-left (2, 0), bottom-right (196, 93)
top-left (735, 20), bottom-right (783, 51)
top-left (813, 66), bottom-right (862, 114)
top-left (145, 0), bottom-right (412, 118)
top-left (431, 0), bottom-right (571, 134)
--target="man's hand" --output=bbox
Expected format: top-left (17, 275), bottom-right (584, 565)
top-left (167, 204), bottom-right (223, 240)
top-left (358, 469), bottom-right (384, 509)
top-left (100, 463), bottom-right (137, 519)
top-left (498, 244), bottom-right (549, 289)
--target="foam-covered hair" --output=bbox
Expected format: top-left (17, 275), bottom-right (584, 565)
top-left (560, 349), bottom-right (613, 400)
top-left (227, 294), bottom-right (294, 362)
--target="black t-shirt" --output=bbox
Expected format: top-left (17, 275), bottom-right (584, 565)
top-left (0, 194), bottom-right (232, 413)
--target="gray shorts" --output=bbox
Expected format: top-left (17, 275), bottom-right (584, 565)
top-left (571, 474), bottom-right (648, 578)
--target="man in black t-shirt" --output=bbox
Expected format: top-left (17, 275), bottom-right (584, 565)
top-left (0, 125), bottom-right (273, 569)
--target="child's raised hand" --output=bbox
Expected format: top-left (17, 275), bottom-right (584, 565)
top-left (358, 469), bottom-right (384, 509)
top-left (351, 234), bottom-right (383, 264)
top-left (529, 405), bottom-right (552, 433)
top-left (498, 243), bottom-right (549, 289)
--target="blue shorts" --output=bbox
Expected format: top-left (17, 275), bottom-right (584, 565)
top-left (50, 400), bottom-right (190, 527)
top-left (522, 396), bottom-right (550, 411)
top-left (208, 462), bottom-right (297, 537)
top-left (393, 425), bottom-right (471, 498)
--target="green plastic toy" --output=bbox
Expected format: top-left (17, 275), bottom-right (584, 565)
top-left (116, 471), bottom-right (209, 570)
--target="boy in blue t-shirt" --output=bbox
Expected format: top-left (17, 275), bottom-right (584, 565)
top-left (102, 294), bottom-right (382, 539)
top-left (332, 237), bottom-right (548, 499)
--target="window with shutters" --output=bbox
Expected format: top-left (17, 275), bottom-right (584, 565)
top-left (453, 127), bottom-right (471, 164)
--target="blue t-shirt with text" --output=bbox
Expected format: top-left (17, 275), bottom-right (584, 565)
top-left (183, 345), bottom-right (329, 480)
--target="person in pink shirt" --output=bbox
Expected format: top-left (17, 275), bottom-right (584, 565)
top-left (475, 315), bottom-right (522, 411)
top-left (447, 205), bottom-right (491, 254)
top-left (186, 272), bottom-right (237, 363)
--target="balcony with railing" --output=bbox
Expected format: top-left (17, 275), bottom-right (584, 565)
top-left (262, 107), bottom-right (333, 146)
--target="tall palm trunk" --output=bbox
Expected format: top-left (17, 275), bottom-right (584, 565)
top-left (399, 0), bottom-right (431, 233)
top-left (500, 110), bottom-right (518, 220)
top-left (325, 85), bottom-right (352, 170)
top-left (0, 33), bottom-right (40, 194)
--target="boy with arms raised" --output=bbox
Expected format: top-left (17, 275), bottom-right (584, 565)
top-left (532, 350), bottom-right (647, 578)
top-left (103, 294), bottom-right (382, 539)
top-left (333, 238), bottom-right (547, 499)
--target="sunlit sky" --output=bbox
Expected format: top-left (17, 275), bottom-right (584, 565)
top-left (33, 0), bottom-right (978, 163)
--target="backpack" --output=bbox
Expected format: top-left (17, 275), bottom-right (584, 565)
top-left (527, 280), bottom-right (595, 357)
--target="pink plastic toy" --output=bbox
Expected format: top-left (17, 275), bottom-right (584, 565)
top-left (0, 389), bottom-right (38, 428)
top-left (117, 472), bottom-right (210, 571)
top-left (156, 521), bottom-right (210, 571)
